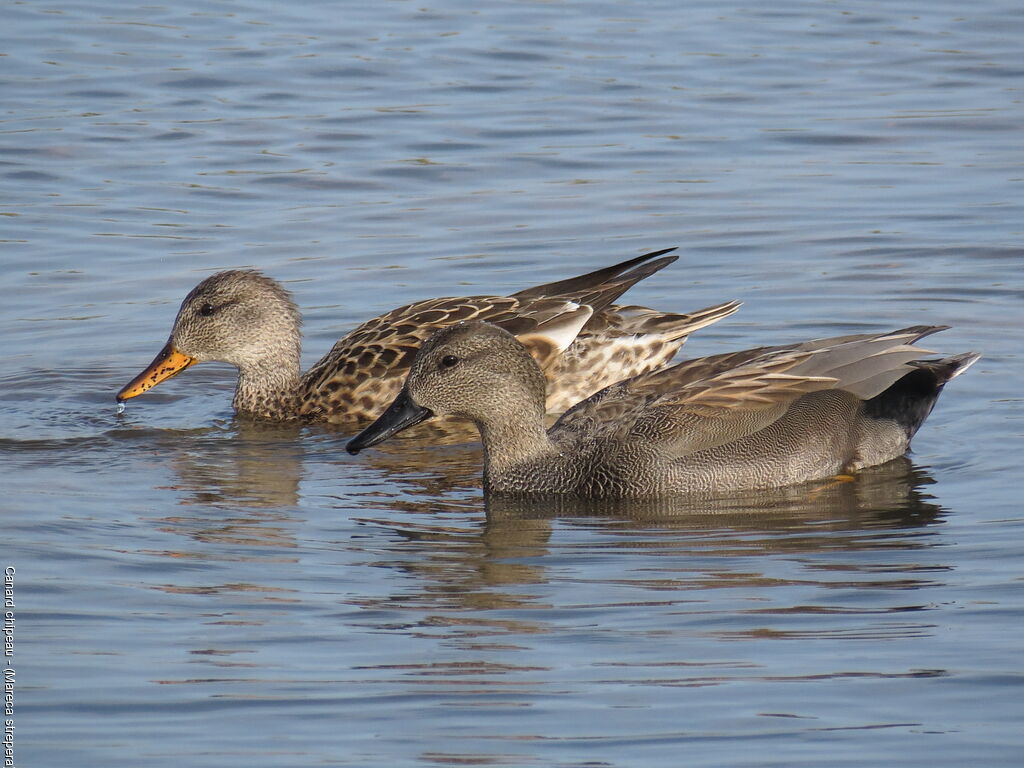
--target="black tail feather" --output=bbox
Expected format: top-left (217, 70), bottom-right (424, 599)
top-left (864, 352), bottom-right (979, 439)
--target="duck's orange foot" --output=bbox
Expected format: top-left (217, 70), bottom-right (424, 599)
top-left (806, 473), bottom-right (857, 500)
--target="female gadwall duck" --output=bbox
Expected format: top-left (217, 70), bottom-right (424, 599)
top-left (116, 249), bottom-right (740, 423)
top-left (347, 321), bottom-right (978, 497)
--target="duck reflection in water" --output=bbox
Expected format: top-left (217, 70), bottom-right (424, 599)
top-left (351, 457), bottom-right (948, 622)
top-left (148, 410), bottom-right (949, 624)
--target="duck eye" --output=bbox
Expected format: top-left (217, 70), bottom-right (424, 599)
top-left (440, 354), bottom-right (459, 369)
top-left (198, 302), bottom-right (216, 317)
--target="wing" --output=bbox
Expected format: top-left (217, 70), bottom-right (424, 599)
top-left (299, 294), bottom-right (595, 404)
top-left (552, 326), bottom-right (946, 457)
top-left (296, 251), bottom-right (686, 418)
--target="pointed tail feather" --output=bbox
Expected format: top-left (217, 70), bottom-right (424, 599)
top-left (863, 351), bottom-right (979, 439)
top-left (510, 248), bottom-right (678, 300)
top-left (567, 255), bottom-right (681, 315)
top-left (611, 300), bottom-right (742, 342)
top-left (920, 351), bottom-right (981, 380)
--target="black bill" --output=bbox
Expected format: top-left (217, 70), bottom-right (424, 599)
top-left (346, 389), bottom-right (434, 454)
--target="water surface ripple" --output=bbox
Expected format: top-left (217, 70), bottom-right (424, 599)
top-left (2, 1), bottom-right (1022, 766)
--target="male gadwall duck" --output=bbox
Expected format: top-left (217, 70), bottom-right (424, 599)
top-left (347, 321), bottom-right (978, 497)
top-left (116, 249), bottom-right (740, 423)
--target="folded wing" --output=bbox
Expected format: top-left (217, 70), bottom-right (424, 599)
top-left (553, 326), bottom-right (945, 457)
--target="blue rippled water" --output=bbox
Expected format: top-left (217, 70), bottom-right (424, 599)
top-left (2, 0), bottom-right (1022, 766)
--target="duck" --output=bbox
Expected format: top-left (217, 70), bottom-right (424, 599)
top-left (346, 320), bottom-right (978, 497)
top-left (116, 249), bottom-right (740, 423)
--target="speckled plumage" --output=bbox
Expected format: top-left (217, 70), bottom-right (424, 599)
top-left (346, 321), bottom-right (979, 497)
top-left (117, 249), bottom-right (740, 424)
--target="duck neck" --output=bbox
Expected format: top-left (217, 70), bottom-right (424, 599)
top-left (477, 406), bottom-right (558, 491)
top-left (233, 351), bottom-right (303, 420)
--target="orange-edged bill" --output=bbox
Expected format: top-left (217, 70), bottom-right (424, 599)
top-left (116, 340), bottom-right (197, 401)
